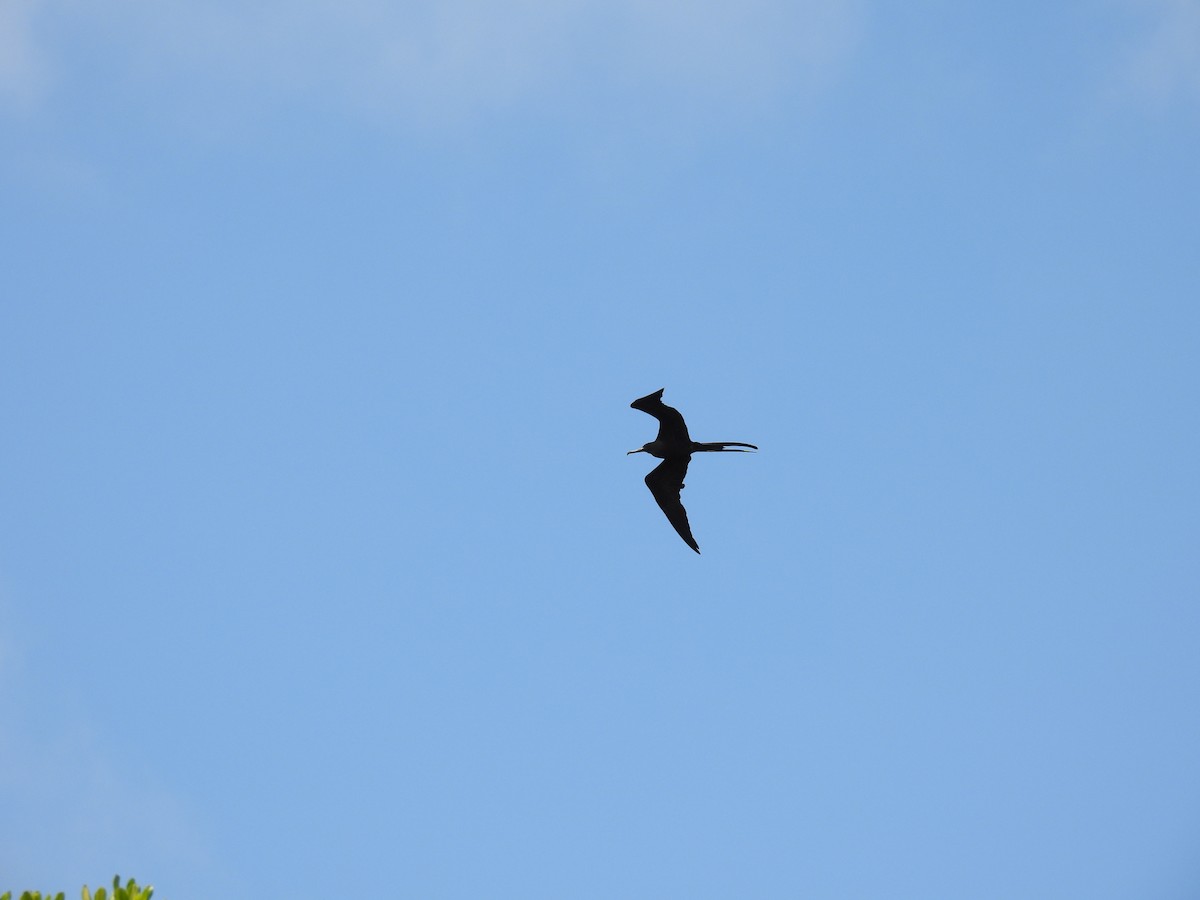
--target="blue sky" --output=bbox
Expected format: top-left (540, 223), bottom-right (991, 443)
top-left (2, 2), bottom-right (1199, 897)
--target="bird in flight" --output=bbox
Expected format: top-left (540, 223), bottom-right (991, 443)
top-left (627, 388), bottom-right (757, 553)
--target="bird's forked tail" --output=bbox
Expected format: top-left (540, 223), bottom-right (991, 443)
top-left (693, 441), bottom-right (758, 452)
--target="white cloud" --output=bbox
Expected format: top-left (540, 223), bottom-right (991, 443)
top-left (0, 0), bottom-right (49, 108)
top-left (1121, 0), bottom-right (1200, 106)
top-left (0, 722), bottom-right (215, 891)
top-left (0, 596), bottom-right (216, 891)
top-left (29, 0), bottom-right (864, 126)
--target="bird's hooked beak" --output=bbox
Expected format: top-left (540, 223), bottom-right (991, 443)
top-left (627, 447), bottom-right (647, 455)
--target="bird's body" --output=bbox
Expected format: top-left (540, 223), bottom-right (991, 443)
top-left (627, 388), bottom-right (757, 553)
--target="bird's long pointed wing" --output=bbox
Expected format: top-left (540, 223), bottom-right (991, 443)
top-left (630, 388), bottom-right (691, 444)
top-left (644, 456), bottom-right (700, 553)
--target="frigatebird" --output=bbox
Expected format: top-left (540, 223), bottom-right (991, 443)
top-left (627, 388), bottom-right (757, 553)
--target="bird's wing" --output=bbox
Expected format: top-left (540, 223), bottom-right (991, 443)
top-left (644, 456), bottom-right (700, 553)
top-left (630, 388), bottom-right (691, 443)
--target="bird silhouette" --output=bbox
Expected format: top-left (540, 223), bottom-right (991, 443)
top-left (627, 388), bottom-right (757, 553)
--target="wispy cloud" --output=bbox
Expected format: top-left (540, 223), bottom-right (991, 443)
top-left (0, 0), bottom-right (48, 108)
top-left (24, 0), bottom-right (864, 126)
top-left (0, 722), bottom-right (215, 891)
top-left (0, 604), bottom-right (216, 891)
top-left (1120, 0), bottom-right (1200, 107)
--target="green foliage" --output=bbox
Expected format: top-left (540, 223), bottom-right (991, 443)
top-left (81, 877), bottom-right (152, 900)
top-left (2, 876), bottom-right (152, 900)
